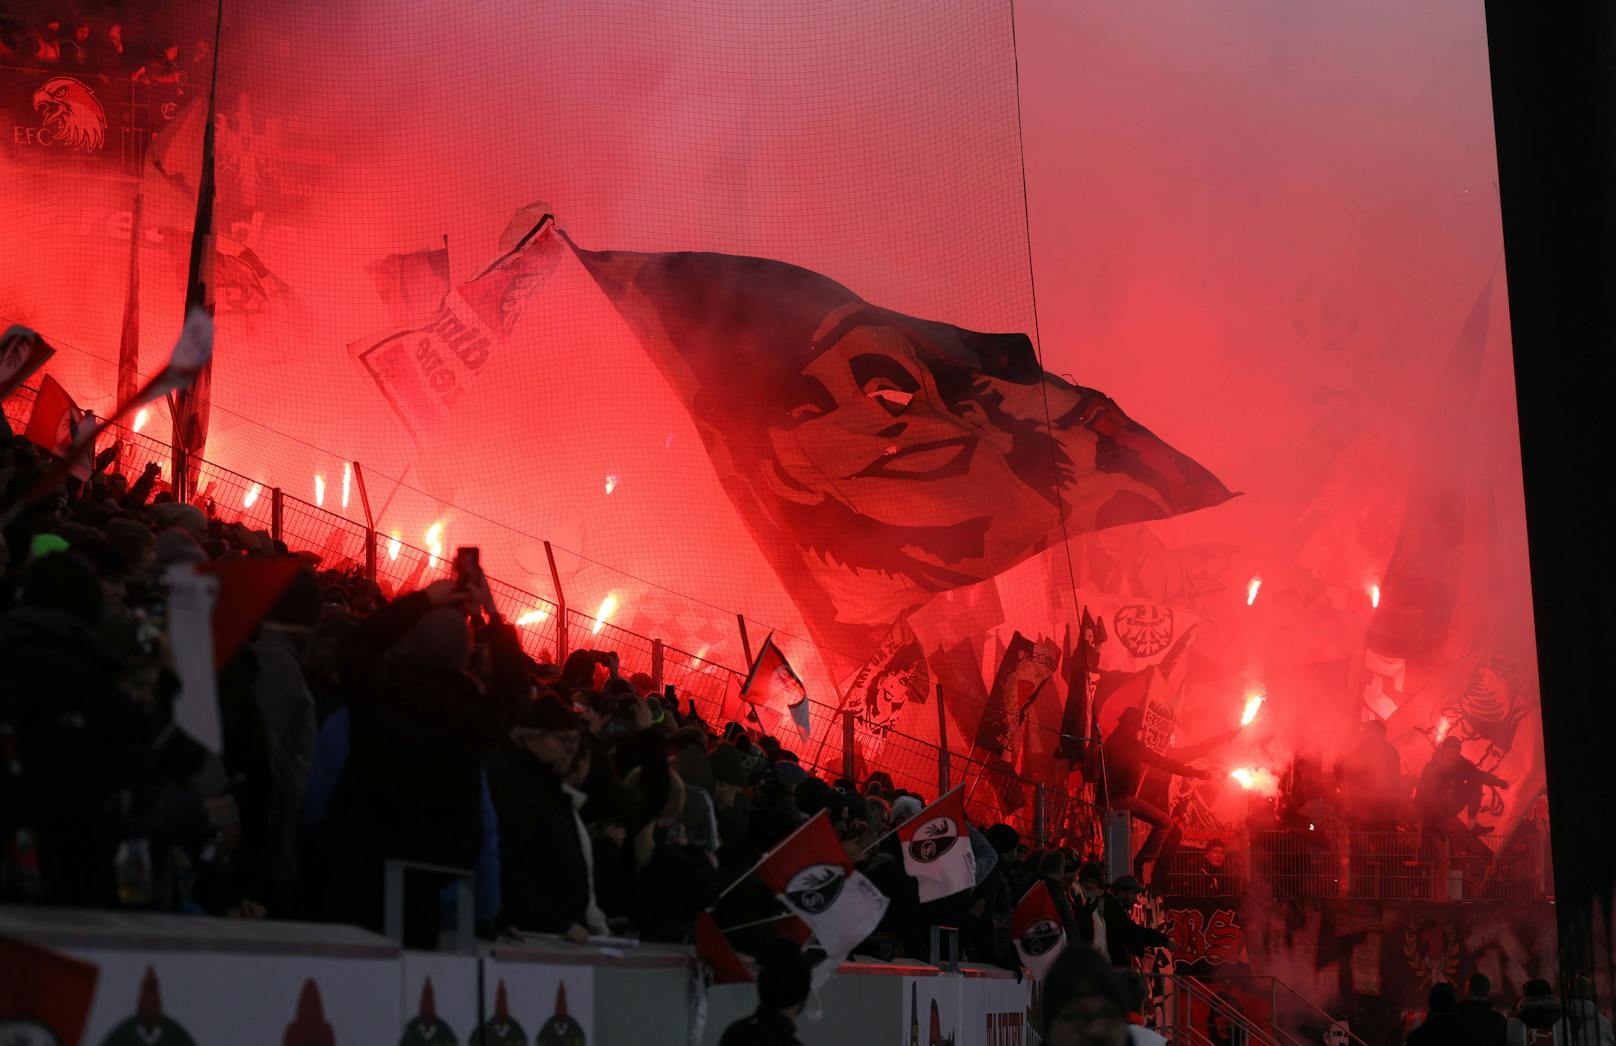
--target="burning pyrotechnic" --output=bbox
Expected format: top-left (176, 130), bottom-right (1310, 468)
top-left (591, 592), bottom-right (620, 635)
top-left (242, 482), bottom-right (261, 509)
top-left (1246, 576), bottom-right (1262, 606)
top-left (1241, 692), bottom-right (1265, 727)
top-left (604, 474), bottom-right (618, 495)
top-left (690, 645), bottom-right (710, 668)
top-left (387, 532), bottom-right (401, 561)
top-left (424, 521), bottom-right (444, 567)
top-left (515, 608), bottom-right (549, 626)
top-left (341, 462), bottom-right (352, 510)
top-left (1229, 767), bottom-right (1281, 797)
top-left (313, 473), bottom-right (326, 507)
top-left (1434, 715), bottom-right (1452, 743)
top-left (132, 408), bottom-right (149, 433)
top-left (1370, 583), bottom-right (1381, 609)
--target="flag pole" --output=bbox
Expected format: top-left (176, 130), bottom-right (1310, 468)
top-left (172, 0), bottom-right (224, 499)
top-left (717, 912), bottom-right (795, 934)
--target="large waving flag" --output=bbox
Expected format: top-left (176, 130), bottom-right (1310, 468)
top-left (757, 811), bottom-right (888, 960)
top-left (548, 220), bottom-right (1233, 663)
top-left (740, 634), bottom-right (812, 740)
top-left (897, 786), bottom-right (976, 902)
top-left (1011, 881), bottom-right (1068, 982)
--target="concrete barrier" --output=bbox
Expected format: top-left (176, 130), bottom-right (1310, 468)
top-left (0, 907), bottom-right (1034, 1045)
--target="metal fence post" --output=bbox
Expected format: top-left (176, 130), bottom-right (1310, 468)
top-left (544, 541), bottom-right (567, 662)
top-left (936, 684), bottom-right (951, 795)
top-left (841, 710), bottom-right (855, 781)
top-left (270, 487), bottom-right (283, 545)
top-left (1034, 783), bottom-right (1047, 847)
top-left (364, 528), bottom-right (378, 582)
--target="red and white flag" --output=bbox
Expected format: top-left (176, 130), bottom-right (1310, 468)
top-left (1012, 881), bottom-right (1068, 981)
top-left (741, 634), bottom-right (812, 740)
top-left (757, 811), bottom-right (887, 959)
top-left (22, 374), bottom-right (92, 478)
top-left (126, 309), bottom-right (212, 419)
top-left (897, 787), bottom-right (976, 902)
top-left (0, 934), bottom-right (99, 1044)
top-left (693, 910), bottom-right (754, 985)
top-left (23, 374), bottom-right (80, 454)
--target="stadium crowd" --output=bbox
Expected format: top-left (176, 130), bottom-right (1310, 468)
top-left (0, 417), bottom-right (1163, 971)
top-left (0, 6), bottom-right (213, 85)
top-left (0, 417), bottom-right (1602, 1046)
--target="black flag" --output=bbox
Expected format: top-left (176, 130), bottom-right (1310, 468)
top-left (168, 3), bottom-right (222, 499)
top-left (1057, 606), bottom-right (1105, 762)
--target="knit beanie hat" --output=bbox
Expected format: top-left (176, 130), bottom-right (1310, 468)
top-left (17, 550), bottom-right (102, 624)
top-left (890, 795), bottom-right (923, 825)
top-left (708, 743), bottom-right (750, 788)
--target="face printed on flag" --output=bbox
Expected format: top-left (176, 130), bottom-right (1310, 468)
top-left (1012, 880), bottom-right (1068, 981)
top-left (563, 229), bottom-right (1234, 656)
top-left (840, 615), bottom-right (930, 763)
top-left (897, 788), bottom-right (977, 902)
top-left (974, 632), bottom-right (1060, 757)
top-left (0, 326), bottom-right (55, 400)
top-left (741, 635), bottom-right (812, 740)
top-left (758, 812), bottom-right (888, 959)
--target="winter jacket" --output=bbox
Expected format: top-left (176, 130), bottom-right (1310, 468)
top-left (323, 593), bottom-right (525, 931)
top-left (1457, 999), bottom-right (1509, 1046)
top-left (485, 739), bottom-right (593, 934)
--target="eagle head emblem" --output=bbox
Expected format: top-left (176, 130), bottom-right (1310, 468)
top-left (33, 77), bottom-right (107, 152)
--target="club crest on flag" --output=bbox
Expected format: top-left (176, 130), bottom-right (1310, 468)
top-left (1012, 880), bottom-right (1069, 980)
top-left (907, 816), bottom-right (960, 864)
top-left (784, 864), bottom-right (846, 915)
top-left (896, 788), bottom-right (976, 902)
top-left (1019, 918), bottom-right (1063, 958)
top-left (1114, 603), bottom-right (1174, 659)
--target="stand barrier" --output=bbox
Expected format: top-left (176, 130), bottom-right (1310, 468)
top-left (0, 906), bottom-right (1033, 1045)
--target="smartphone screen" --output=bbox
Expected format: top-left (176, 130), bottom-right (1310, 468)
top-left (453, 546), bottom-right (481, 587)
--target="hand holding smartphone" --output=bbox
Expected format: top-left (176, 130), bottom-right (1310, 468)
top-left (452, 547), bottom-right (499, 620)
